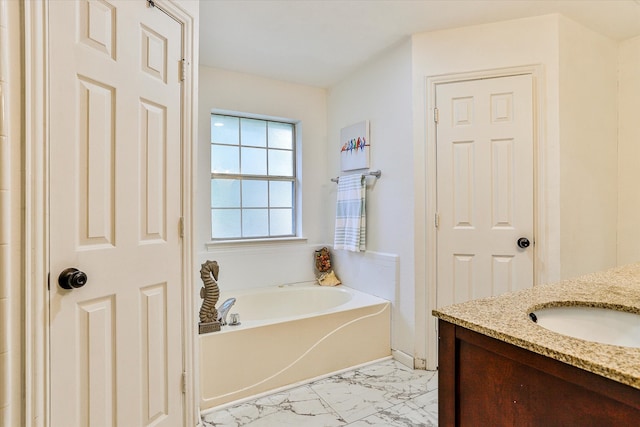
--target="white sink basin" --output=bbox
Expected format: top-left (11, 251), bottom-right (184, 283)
top-left (530, 306), bottom-right (640, 348)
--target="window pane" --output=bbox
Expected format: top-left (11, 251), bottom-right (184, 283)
top-left (211, 145), bottom-right (239, 174)
top-left (211, 115), bottom-right (239, 145)
top-left (242, 209), bottom-right (268, 237)
top-left (268, 122), bottom-right (293, 149)
top-left (269, 181), bottom-right (293, 208)
top-left (210, 114), bottom-right (297, 241)
top-left (211, 179), bottom-right (240, 208)
top-left (270, 209), bottom-right (293, 236)
top-left (241, 118), bottom-right (267, 147)
top-left (268, 150), bottom-right (293, 176)
top-left (241, 147), bottom-right (267, 175)
top-left (212, 209), bottom-right (241, 239)
top-left (242, 180), bottom-right (268, 207)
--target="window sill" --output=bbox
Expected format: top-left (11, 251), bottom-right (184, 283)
top-left (205, 236), bottom-right (308, 251)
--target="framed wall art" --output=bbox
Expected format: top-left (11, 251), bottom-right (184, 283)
top-left (340, 120), bottom-right (370, 171)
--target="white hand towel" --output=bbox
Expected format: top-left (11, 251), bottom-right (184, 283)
top-left (334, 174), bottom-right (366, 252)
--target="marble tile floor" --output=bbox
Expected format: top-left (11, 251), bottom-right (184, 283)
top-left (201, 359), bottom-right (438, 427)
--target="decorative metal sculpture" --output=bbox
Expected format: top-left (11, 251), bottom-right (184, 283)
top-left (199, 260), bottom-right (221, 334)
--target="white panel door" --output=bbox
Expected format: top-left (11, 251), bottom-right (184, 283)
top-left (49, 1), bottom-right (184, 425)
top-left (436, 75), bottom-right (534, 308)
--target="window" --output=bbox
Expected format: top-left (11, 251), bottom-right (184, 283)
top-left (210, 114), bottom-right (296, 240)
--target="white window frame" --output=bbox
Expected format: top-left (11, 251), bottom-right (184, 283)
top-left (208, 111), bottom-right (302, 243)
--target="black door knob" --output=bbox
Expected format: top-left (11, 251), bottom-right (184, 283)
top-left (58, 268), bottom-right (88, 290)
top-left (517, 237), bottom-right (531, 249)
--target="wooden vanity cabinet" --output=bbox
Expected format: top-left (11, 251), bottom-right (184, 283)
top-left (438, 320), bottom-right (640, 426)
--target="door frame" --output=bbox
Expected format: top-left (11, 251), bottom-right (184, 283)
top-left (22, 1), bottom-right (198, 425)
top-left (422, 65), bottom-right (547, 370)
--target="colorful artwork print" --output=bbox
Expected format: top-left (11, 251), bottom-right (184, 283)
top-left (340, 120), bottom-right (370, 171)
top-left (341, 136), bottom-right (367, 154)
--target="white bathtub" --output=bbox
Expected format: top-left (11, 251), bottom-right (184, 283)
top-left (199, 283), bottom-right (391, 410)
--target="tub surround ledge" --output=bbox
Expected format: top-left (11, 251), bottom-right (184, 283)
top-left (433, 262), bottom-right (640, 390)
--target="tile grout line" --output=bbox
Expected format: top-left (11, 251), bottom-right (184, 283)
top-left (305, 384), bottom-right (348, 425)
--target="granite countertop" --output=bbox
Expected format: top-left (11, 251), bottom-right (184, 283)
top-left (432, 263), bottom-right (640, 390)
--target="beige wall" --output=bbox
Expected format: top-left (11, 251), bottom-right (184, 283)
top-left (410, 15), bottom-right (562, 366)
top-left (412, 14), bottom-right (563, 284)
top-left (412, 14), bottom-right (623, 286)
top-left (197, 66), bottom-right (329, 289)
top-left (1, 0), bottom-right (23, 425)
top-left (327, 39), bottom-right (414, 359)
top-left (618, 35), bottom-right (640, 265)
top-left (7, 2), bottom-right (637, 419)
top-left (0, 0), bottom-right (10, 422)
top-left (406, 14), bottom-right (624, 364)
top-left (558, 16), bottom-right (619, 279)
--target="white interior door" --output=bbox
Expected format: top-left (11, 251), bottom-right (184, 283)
top-left (436, 74), bottom-right (534, 308)
top-left (49, 1), bottom-right (184, 425)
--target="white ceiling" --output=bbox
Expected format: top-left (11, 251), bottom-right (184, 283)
top-left (199, 0), bottom-right (640, 88)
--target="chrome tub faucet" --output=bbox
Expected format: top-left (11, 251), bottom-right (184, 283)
top-left (217, 297), bottom-right (236, 326)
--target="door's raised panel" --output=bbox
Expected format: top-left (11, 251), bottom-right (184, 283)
top-left (491, 138), bottom-right (514, 228)
top-left (140, 284), bottom-right (169, 424)
top-left (452, 141), bottom-right (475, 229)
top-left (51, 2), bottom-right (184, 424)
top-left (77, 76), bottom-right (115, 248)
top-left (139, 99), bottom-right (167, 242)
top-left (140, 24), bottom-right (168, 83)
top-left (452, 96), bottom-right (474, 126)
top-left (79, 0), bottom-right (116, 59)
top-left (77, 296), bottom-right (116, 427)
top-left (490, 92), bottom-right (514, 123)
top-left (453, 254), bottom-right (474, 304)
top-left (492, 255), bottom-right (514, 295)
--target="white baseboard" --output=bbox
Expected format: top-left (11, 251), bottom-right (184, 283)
top-left (391, 349), bottom-right (414, 369)
top-left (414, 357), bottom-right (427, 370)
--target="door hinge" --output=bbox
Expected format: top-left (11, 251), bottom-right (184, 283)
top-left (434, 107), bottom-right (439, 124)
top-left (182, 371), bottom-right (187, 394)
top-left (47, 272), bottom-right (50, 290)
top-left (435, 212), bottom-right (440, 229)
top-left (179, 217), bottom-right (184, 238)
top-left (179, 59), bottom-right (186, 82)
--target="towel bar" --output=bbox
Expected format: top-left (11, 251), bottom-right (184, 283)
top-left (331, 170), bottom-right (382, 183)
